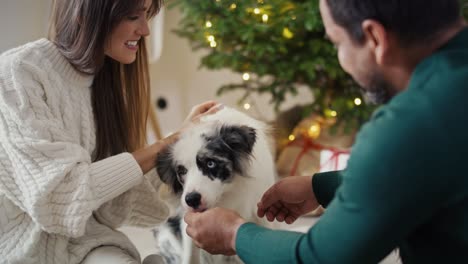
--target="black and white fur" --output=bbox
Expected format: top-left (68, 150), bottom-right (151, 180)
top-left (154, 107), bottom-right (277, 264)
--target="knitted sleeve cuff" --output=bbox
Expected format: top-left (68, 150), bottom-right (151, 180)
top-left (90, 153), bottom-right (143, 205)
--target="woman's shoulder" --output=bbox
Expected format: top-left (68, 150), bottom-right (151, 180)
top-left (0, 39), bottom-right (57, 77)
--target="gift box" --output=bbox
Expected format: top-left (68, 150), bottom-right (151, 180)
top-left (275, 114), bottom-right (355, 216)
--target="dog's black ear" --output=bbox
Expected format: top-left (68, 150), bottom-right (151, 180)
top-left (156, 148), bottom-right (183, 194)
top-left (219, 125), bottom-right (257, 155)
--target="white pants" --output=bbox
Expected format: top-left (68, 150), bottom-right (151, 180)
top-left (81, 246), bottom-right (164, 264)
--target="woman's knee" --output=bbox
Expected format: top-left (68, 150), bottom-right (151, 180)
top-left (81, 246), bottom-right (139, 264)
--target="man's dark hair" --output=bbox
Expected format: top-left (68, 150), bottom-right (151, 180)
top-left (326, 0), bottom-right (462, 46)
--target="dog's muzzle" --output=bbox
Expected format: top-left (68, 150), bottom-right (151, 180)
top-left (185, 192), bottom-right (202, 209)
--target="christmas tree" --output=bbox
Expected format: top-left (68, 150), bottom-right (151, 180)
top-left (170, 0), bottom-right (468, 132)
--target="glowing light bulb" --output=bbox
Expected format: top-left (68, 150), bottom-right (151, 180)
top-left (205, 21), bottom-right (212, 28)
top-left (282, 27), bottom-right (294, 39)
top-left (207, 35), bottom-right (215, 42)
top-left (262, 14), bottom-right (269, 22)
top-left (210, 41), bottom-right (217, 47)
top-left (254, 8), bottom-right (261, 14)
top-left (331, 111), bottom-right (337, 117)
top-left (230, 3), bottom-right (237, 9)
top-left (308, 124), bottom-right (321, 139)
top-left (243, 103), bottom-right (251, 110)
top-left (354, 98), bottom-right (362, 106)
top-left (289, 135), bottom-right (296, 141)
top-left (242, 73), bottom-right (251, 81)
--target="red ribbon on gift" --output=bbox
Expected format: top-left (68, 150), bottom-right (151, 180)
top-left (286, 138), bottom-right (350, 176)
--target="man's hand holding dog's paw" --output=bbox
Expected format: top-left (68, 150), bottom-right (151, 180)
top-left (184, 207), bottom-right (246, 256)
top-left (257, 176), bottom-right (320, 224)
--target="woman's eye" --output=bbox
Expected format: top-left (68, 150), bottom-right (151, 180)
top-left (207, 160), bottom-right (216, 169)
top-left (128, 15), bottom-right (139, 21)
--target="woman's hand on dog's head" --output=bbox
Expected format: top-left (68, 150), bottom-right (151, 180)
top-left (181, 101), bottom-right (224, 131)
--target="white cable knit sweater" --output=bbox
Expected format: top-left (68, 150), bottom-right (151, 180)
top-left (0, 39), bottom-right (169, 264)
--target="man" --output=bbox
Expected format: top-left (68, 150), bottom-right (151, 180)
top-left (184, 0), bottom-right (468, 263)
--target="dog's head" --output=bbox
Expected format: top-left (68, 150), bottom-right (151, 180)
top-left (156, 123), bottom-right (256, 212)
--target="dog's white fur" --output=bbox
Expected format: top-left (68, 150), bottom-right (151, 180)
top-left (155, 107), bottom-right (277, 264)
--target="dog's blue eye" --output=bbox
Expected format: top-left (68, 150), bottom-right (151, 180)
top-left (207, 160), bottom-right (216, 169)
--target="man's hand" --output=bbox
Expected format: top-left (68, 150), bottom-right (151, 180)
top-left (257, 176), bottom-right (320, 224)
top-left (184, 207), bottom-right (246, 255)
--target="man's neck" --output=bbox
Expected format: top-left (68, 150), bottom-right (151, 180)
top-left (391, 19), bottom-right (467, 90)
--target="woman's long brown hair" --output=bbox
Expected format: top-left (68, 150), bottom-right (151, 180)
top-left (49, 0), bottom-right (163, 161)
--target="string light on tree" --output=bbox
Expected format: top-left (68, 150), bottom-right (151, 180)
top-left (354, 98), bottom-right (362, 106)
top-left (254, 8), bottom-right (261, 14)
top-left (243, 103), bottom-right (251, 110)
top-left (282, 27), bottom-right (294, 39)
top-left (242, 73), bottom-right (251, 81)
top-left (262, 14), bottom-right (269, 22)
top-left (230, 3), bottom-right (237, 10)
top-left (205, 21), bottom-right (212, 28)
top-left (206, 35), bottom-right (217, 48)
top-left (324, 108), bottom-right (338, 118)
top-left (288, 134), bottom-right (296, 141)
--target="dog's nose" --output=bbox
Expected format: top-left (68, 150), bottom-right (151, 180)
top-left (185, 192), bottom-right (201, 209)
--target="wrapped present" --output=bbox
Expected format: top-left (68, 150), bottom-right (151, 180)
top-left (275, 114), bottom-right (355, 216)
top-left (276, 114), bottom-right (355, 177)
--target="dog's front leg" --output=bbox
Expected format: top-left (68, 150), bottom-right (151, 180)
top-left (181, 220), bottom-right (201, 264)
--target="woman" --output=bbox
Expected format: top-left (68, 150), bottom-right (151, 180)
top-left (0, 0), bottom-right (219, 263)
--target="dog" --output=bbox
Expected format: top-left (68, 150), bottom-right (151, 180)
top-left (154, 107), bottom-right (277, 264)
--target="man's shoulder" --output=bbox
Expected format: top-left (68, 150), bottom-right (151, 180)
top-left (411, 41), bottom-right (468, 93)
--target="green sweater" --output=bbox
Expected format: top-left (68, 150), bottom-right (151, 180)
top-left (236, 28), bottom-right (468, 264)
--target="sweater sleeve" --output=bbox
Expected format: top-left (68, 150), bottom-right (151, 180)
top-left (236, 106), bottom-right (448, 263)
top-left (0, 58), bottom-right (144, 237)
top-left (93, 168), bottom-right (170, 228)
top-left (312, 170), bottom-right (343, 208)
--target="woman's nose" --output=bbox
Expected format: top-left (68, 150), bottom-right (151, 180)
top-left (137, 19), bottom-right (150, 37)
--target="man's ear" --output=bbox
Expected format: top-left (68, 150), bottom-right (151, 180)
top-left (361, 19), bottom-right (391, 65)
top-left (156, 148), bottom-right (183, 194)
top-left (219, 125), bottom-right (257, 155)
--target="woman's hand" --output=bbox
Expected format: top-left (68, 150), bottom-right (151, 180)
top-left (257, 176), bottom-right (320, 224)
top-left (184, 207), bottom-right (246, 255)
top-left (181, 100), bottom-right (223, 131)
top-left (134, 101), bottom-right (222, 174)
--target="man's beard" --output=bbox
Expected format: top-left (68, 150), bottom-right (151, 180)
top-left (360, 71), bottom-right (397, 105)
